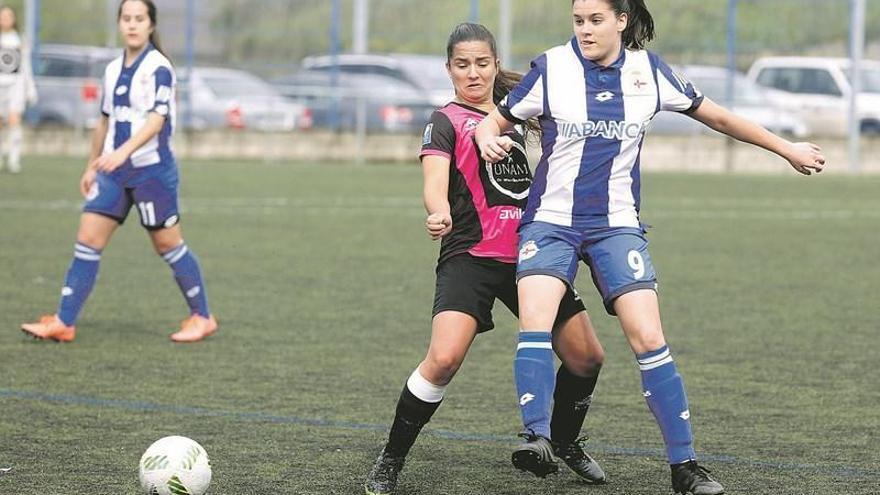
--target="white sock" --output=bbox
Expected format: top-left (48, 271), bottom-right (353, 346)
top-left (7, 126), bottom-right (22, 172)
top-left (407, 368), bottom-right (446, 403)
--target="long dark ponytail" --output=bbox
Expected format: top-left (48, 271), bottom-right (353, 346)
top-left (445, 22), bottom-right (539, 135)
top-left (574, 0), bottom-right (655, 50)
top-left (118, 0), bottom-right (169, 60)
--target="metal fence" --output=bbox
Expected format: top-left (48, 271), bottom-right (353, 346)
top-left (8, 0), bottom-right (880, 169)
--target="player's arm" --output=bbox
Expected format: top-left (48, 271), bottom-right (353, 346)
top-left (689, 97), bottom-right (826, 176)
top-left (475, 110), bottom-right (517, 164)
top-left (422, 155), bottom-right (453, 241)
top-left (93, 112), bottom-right (166, 173)
top-left (80, 115), bottom-right (109, 197)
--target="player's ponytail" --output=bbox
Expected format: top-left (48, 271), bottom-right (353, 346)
top-left (445, 23), bottom-right (540, 136)
top-left (117, 0), bottom-right (170, 61)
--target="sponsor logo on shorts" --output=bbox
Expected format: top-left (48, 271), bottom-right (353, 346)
top-left (519, 240), bottom-right (539, 262)
top-left (86, 183), bottom-right (100, 202)
top-left (164, 215), bottom-right (179, 228)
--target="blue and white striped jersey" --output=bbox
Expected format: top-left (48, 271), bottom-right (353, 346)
top-left (499, 38), bottom-right (702, 230)
top-left (101, 45), bottom-right (175, 168)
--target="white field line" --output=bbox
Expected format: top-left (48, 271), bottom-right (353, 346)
top-left (2, 197), bottom-right (879, 220)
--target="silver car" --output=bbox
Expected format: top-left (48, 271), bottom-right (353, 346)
top-left (178, 67), bottom-right (311, 131)
top-left (31, 44), bottom-right (118, 128)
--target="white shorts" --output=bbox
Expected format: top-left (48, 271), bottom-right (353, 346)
top-left (0, 79), bottom-right (26, 118)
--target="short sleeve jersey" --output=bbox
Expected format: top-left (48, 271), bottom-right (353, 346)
top-left (498, 39), bottom-right (703, 230)
top-left (420, 102), bottom-right (532, 264)
top-left (101, 45), bottom-right (176, 168)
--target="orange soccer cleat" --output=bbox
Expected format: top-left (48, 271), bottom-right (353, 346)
top-left (21, 314), bottom-right (76, 342)
top-left (170, 314), bottom-right (218, 343)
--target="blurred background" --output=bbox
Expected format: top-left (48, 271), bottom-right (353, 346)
top-left (6, 0), bottom-right (880, 171)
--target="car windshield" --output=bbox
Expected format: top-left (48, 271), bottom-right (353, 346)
top-left (688, 73), bottom-right (765, 106)
top-left (842, 66), bottom-right (880, 93)
top-left (397, 57), bottom-right (452, 92)
top-left (201, 74), bottom-right (278, 99)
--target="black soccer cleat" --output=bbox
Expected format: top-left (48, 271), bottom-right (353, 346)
top-left (511, 431), bottom-right (559, 478)
top-left (365, 449), bottom-right (406, 495)
top-left (553, 436), bottom-right (606, 484)
top-left (671, 460), bottom-right (725, 495)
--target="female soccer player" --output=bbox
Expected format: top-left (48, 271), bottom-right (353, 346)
top-left (21, 0), bottom-right (217, 343)
top-left (365, 23), bottom-right (607, 495)
top-left (0, 5), bottom-right (37, 174)
top-left (476, 1), bottom-right (825, 493)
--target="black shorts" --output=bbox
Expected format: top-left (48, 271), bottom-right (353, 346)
top-left (433, 253), bottom-right (587, 333)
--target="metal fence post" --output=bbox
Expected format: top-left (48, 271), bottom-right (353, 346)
top-left (849, 0), bottom-right (865, 175)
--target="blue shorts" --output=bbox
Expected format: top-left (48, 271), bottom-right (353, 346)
top-left (517, 221), bottom-right (658, 315)
top-left (83, 163), bottom-right (180, 230)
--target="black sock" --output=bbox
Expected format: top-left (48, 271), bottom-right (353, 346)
top-left (385, 384), bottom-right (442, 457)
top-left (551, 364), bottom-right (600, 446)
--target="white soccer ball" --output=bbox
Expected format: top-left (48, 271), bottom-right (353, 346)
top-left (138, 436), bottom-right (212, 495)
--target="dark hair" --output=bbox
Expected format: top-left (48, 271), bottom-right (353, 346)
top-left (0, 6), bottom-right (18, 31)
top-left (573, 0), bottom-right (655, 50)
top-left (118, 0), bottom-right (168, 59)
top-left (445, 23), bottom-right (539, 134)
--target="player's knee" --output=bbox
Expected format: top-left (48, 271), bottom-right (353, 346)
top-left (565, 350), bottom-right (604, 377)
top-left (423, 352), bottom-right (464, 384)
top-left (627, 329), bottom-right (666, 355)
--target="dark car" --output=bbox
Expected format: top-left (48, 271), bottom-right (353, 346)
top-left (273, 70), bottom-right (436, 132)
top-left (31, 44), bottom-right (118, 128)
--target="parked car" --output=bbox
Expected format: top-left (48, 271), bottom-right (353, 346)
top-left (747, 56), bottom-right (880, 136)
top-left (649, 64), bottom-right (809, 138)
top-left (31, 44), bottom-right (118, 128)
top-left (272, 70), bottom-right (435, 133)
top-left (300, 53), bottom-right (454, 107)
top-left (178, 67), bottom-right (311, 131)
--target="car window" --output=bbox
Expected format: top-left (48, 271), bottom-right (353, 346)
top-left (842, 67), bottom-right (880, 94)
top-left (35, 55), bottom-right (90, 77)
top-left (201, 74), bottom-right (277, 99)
top-left (757, 67), bottom-right (842, 96)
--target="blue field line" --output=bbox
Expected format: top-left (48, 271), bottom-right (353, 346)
top-left (2, 389), bottom-right (875, 479)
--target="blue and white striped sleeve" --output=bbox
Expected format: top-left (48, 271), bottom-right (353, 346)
top-left (651, 53), bottom-right (703, 114)
top-left (498, 56), bottom-right (546, 123)
top-left (151, 66), bottom-right (174, 117)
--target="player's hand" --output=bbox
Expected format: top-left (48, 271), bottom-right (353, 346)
top-left (477, 135), bottom-right (515, 164)
top-left (787, 142), bottom-right (825, 176)
top-left (425, 212), bottom-right (452, 240)
top-left (93, 148), bottom-right (129, 173)
top-left (79, 167), bottom-right (97, 198)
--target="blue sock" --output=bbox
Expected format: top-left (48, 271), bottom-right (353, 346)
top-left (514, 331), bottom-right (555, 440)
top-left (637, 345), bottom-right (696, 464)
top-left (161, 243), bottom-right (210, 317)
top-left (57, 243), bottom-right (102, 326)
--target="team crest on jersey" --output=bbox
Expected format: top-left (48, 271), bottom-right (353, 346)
top-left (464, 118), bottom-right (479, 132)
top-left (622, 69), bottom-right (653, 96)
top-left (477, 136), bottom-right (531, 208)
top-left (422, 123), bottom-right (433, 145)
top-left (519, 240), bottom-right (539, 262)
top-left (115, 85), bottom-right (129, 96)
top-left (0, 48), bottom-right (21, 74)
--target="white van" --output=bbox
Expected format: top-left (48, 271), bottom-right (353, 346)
top-left (747, 56), bottom-right (880, 136)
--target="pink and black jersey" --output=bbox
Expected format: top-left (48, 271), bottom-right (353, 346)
top-left (420, 102), bottom-right (531, 264)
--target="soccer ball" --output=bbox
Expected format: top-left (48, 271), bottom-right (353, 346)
top-left (138, 436), bottom-right (212, 495)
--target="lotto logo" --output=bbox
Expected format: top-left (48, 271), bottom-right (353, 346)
top-left (519, 393), bottom-right (535, 406)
